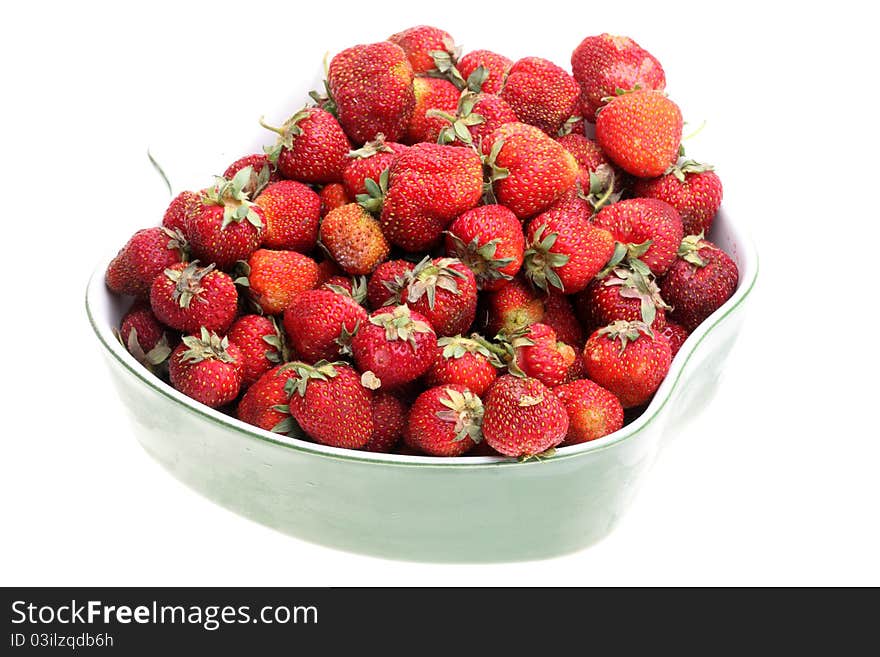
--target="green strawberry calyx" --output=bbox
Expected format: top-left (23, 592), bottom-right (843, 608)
top-left (438, 334), bottom-right (505, 368)
top-left (428, 87), bottom-right (487, 146)
top-left (677, 232), bottom-right (714, 267)
top-left (557, 115), bottom-right (583, 137)
top-left (161, 226), bottom-right (190, 261)
top-left (445, 231), bottom-right (515, 289)
top-left (523, 224), bottom-right (571, 293)
top-left (355, 167), bottom-right (389, 216)
top-left (481, 137), bottom-right (510, 204)
top-left (370, 305), bottom-right (433, 349)
top-left (260, 109), bottom-right (311, 163)
top-left (603, 264), bottom-right (670, 327)
top-left (405, 257), bottom-right (466, 310)
top-left (280, 360), bottom-right (345, 398)
top-left (179, 327), bottom-right (237, 365)
top-left (435, 387), bottom-right (484, 443)
top-left (114, 326), bottom-right (172, 369)
top-left (579, 164), bottom-right (621, 213)
top-left (164, 260), bottom-right (214, 309)
top-left (598, 320), bottom-right (653, 352)
top-left (664, 157), bottom-right (715, 183)
top-left (325, 275), bottom-right (368, 305)
top-left (202, 166), bottom-right (264, 230)
top-left (426, 36), bottom-right (466, 89)
top-left (263, 316), bottom-right (290, 364)
top-left (347, 133), bottom-right (394, 159)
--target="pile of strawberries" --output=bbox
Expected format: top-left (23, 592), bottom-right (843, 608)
top-left (106, 28), bottom-right (739, 459)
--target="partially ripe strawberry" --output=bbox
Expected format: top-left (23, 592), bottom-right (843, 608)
top-left (352, 305), bottom-right (438, 388)
top-left (457, 49), bottom-right (512, 95)
top-left (320, 204), bottom-right (390, 275)
top-left (244, 249), bottom-right (320, 315)
top-left (571, 33), bottom-right (666, 121)
top-left (594, 198), bottom-right (684, 276)
top-left (500, 57), bottom-right (580, 135)
top-left (542, 292), bottom-right (585, 348)
top-left (227, 314), bottom-right (287, 388)
top-left (445, 204), bottom-right (524, 291)
top-left (632, 161), bottom-right (723, 236)
top-left (150, 261), bottom-right (237, 333)
top-left (367, 259), bottom-right (413, 309)
top-left (400, 257), bottom-right (477, 337)
top-left (106, 226), bottom-right (187, 297)
top-left (484, 277), bottom-right (545, 336)
top-left (328, 41), bottom-right (416, 143)
top-left (261, 107), bottom-right (350, 184)
top-left (509, 323), bottom-right (576, 388)
top-left (388, 25), bottom-right (458, 76)
top-left (342, 135), bottom-right (408, 197)
top-left (223, 153), bottom-right (281, 197)
top-left (162, 191), bottom-right (201, 232)
top-left (118, 303), bottom-right (174, 369)
top-left (582, 320), bottom-right (672, 408)
top-left (254, 180), bottom-right (321, 252)
top-left (482, 375), bottom-right (568, 458)
top-left (237, 364), bottom-right (299, 434)
top-left (406, 385), bottom-right (484, 456)
top-left (660, 321), bottom-right (689, 357)
top-left (595, 90), bottom-right (682, 178)
top-left (406, 77), bottom-right (460, 144)
top-left (283, 289), bottom-right (367, 363)
top-left (424, 335), bottom-right (500, 396)
top-left (361, 392), bottom-right (407, 453)
top-left (169, 328), bottom-right (243, 408)
top-left (575, 265), bottom-right (669, 334)
top-left (319, 183), bottom-right (352, 217)
top-left (659, 235), bottom-right (739, 331)
top-left (554, 379), bottom-right (624, 445)
top-left (284, 361), bottom-right (374, 449)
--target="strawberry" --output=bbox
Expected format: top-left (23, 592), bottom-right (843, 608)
top-left (571, 33), bottom-right (666, 121)
top-left (555, 133), bottom-right (624, 203)
top-left (222, 154), bottom-right (279, 197)
top-left (320, 203), bottom-right (390, 275)
top-left (509, 323), bottom-right (576, 388)
top-left (106, 226), bottom-right (187, 297)
top-left (261, 107), bottom-right (350, 184)
top-left (406, 77), bottom-right (460, 144)
top-left (425, 81), bottom-right (518, 148)
top-left (361, 392), bottom-right (407, 453)
top-left (322, 274), bottom-right (368, 305)
top-left (227, 314), bottom-right (287, 388)
top-left (318, 183), bottom-right (352, 217)
top-left (150, 261), bottom-right (238, 333)
top-left (582, 320), bottom-right (672, 408)
top-left (388, 25), bottom-right (459, 77)
top-left (553, 379), bottom-right (624, 445)
top-left (162, 191), bottom-right (201, 233)
top-left (237, 364), bottom-right (300, 434)
top-left (595, 90), bottom-right (682, 178)
top-left (283, 289), bottom-right (367, 363)
top-left (169, 327), bottom-right (243, 408)
top-left (283, 361), bottom-right (374, 449)
top-left (316, 258), bottom-right (344, 286)
top-left (400, 257), bottom-right (477, 337)
top-left (351, 305), bottom-right (438, 388)
top-left (500, 57), bottom-right (580, 135)
top-left (660, 321), bottom-right (689, 357)
top-left (327, 41), bottom-right (416, 143)
top-left (659, 235), bottom-right (739, 331)
top-left (632, 160), bottom-right (723, 236)
top-left (445, 204), bottom-right (524, 291)
top-left (118, 303), bottom-right (174, 369)
top-left (254, 180), bottom-right (321, 252)
top-left (594, 198), bottom-right (684, 276)
top-left (424, 335), bottom-right (500, 396)
top-left (406, 385), bottom-right (484, 456)
top-left (457, 49), bottom-right (512, 95)
top-left (524, 205), bottom-right (615, 293)
top-left (187, 168), bottom-right (265, 270)
top-left (557, 115), bottom-right (586, 136)
top-left (243, 249), bottom-right (320, 315)
top-left (342, 135), bottom-right (408, 197)
top-left (380, 143), bottom-right (483, 251)
top-left (575, 265), bottom-right (669, 334)
top-left (482, 122), bottom-right (579, 219)
top-left (542, 292), bottom-right (585, 348)
top-left (481, 374), bottom-right (568, 458)
top-left (484, 276), bottom-right (545, 336)
top-left (366, 259), bottom-right (413, 309)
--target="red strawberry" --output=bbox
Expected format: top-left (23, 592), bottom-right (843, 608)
top-left (509, 323), bottom-right (576, 388)
top-left (366, 259), bottom-right (413, 309)
top-left (284, 361), bottom-right (374, 449)
top-left (380, 143), bottom-right (483, 251)
top-left (571, 33), bottom-right (666, 121)
top-left (406, 385), bottom-right (484, 456)
top-left (316, 258), bottom-right (344, 286)
top-left (222, 154), bottom-right (280, 197)
top-left (261, 107), bottom-right (350, 184)
top-left (594, 198), bottom-right (684, 276)
top-left (445, 204), bottom-right (524, 291)
top-left (424, 335), bottom-right (500, 396)
top-left (575, 265), bottom-right (669, 334)
top-left (388, 25), bottom-right (459, 77)
top-left (162, 191), bottom-right (201, 232)
top-left (582, 320), bottom-right (672, 408)
top-left (118, 303), bottom-right (174, 369)
top-left (244, 249), bottom-right (320, 315)
top-left (150, 261), bottom-right (237, 333)
top-left (342, 135), bottom-right (408, 198)
top-left (554, 379), bottom-right (624, 445)
top-left (457, 49), bottom-right (512, 95)
top-left (524, 205), bottom-right (615, 293)
top-left (426, 89), bottom-right (518, 147)
top-left (400, 257), bottom-right (477, 337)
top-left (352, 305), bottom-right (438, 388)
top-left (227, 314), bottom-right (287, 388)
top-left (660, 321), bottom-right (689, 357)
top-left (187, 168), bottom-right (265, 269)
top-left (320, 203), bottom-right (390, 275)
top-left (237, 364), bottom-right (299, 434)
top-left (555, 133), bottom-right (624, 203)
top-left (595, 90), bottom-right (682, 178)
top-left (482, 375), bottom-right (568, 458)
top-left (169, 328), bottom-right (243, 408)
top-left (406, 77), bottom-right (460, 144)
top-left (500, 57), bottom-right (580, 136)
top-left (319, 183), bottom-right (352, 217)
top-left (484, 276), bottom-right (545, 336)
top-left (542, 292), bottom-right (585, 348)
top-left (482, 122), bottom-right (579, 219)
top-left (254, 180), bottom-right (321, 252)
top-left (361, 392), bottom-right (407, 453)
top-left (327, 41), bottom-right (416, 143)
top-left (632, 160), bottom-right (723, 236)
top-left (659, 235), bottom-right (739, 331)
top-left (283, 289), bottom-right (367, 363)
top-left (106, 226), bottom-right (187, 298)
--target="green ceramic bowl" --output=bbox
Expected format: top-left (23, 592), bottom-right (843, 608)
top-left (87, 209), bottom-right (757, 562)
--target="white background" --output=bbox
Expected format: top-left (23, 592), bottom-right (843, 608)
top-left (2, 0), bottom-right (878, 586)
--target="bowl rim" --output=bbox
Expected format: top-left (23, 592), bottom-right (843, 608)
top-left (86, 213), bottom-right (758, 469)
